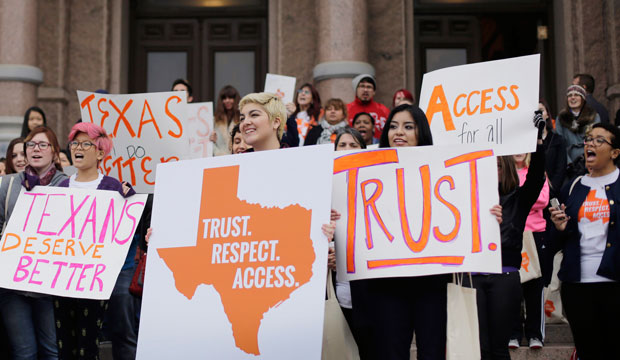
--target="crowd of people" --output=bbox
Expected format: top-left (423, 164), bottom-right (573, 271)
top-left (0, 71), bottom-right (619, 360)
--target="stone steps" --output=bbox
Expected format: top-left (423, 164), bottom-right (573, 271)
top-left (409, 324), bottom-right (574, 360)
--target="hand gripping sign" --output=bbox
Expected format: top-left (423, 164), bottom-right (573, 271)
top-left (77, 91), bottom-right (189, 193)
top-left (264, 74), bottom-right (297, 105)
top-left (332, 146), bottom-right (502, 281)
top-left (419, 54), bottom-right (540, 156)
top-left (0, 186), bottom-right (147, 299)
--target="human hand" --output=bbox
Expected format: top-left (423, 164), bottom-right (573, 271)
top-left (549, 204), bottom-right (569, 231)
top-left (490, 204), bottom-right (502, 224)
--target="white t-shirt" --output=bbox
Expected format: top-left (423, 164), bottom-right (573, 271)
top-left (69, 173), bottom-right (103, 190)
top-left (295, 111), bottom-right (311, 146)
top-left (578, 168), bottom-right (619, 282)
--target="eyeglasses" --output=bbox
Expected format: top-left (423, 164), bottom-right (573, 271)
top-left (583, 136), bottom-right (612, 147)
top-left (25, 141), bottom-right (51, 150)
top-left (297, 89), bottom-right (311, 95)
top-left (69, 141), bottom-right (96, 150)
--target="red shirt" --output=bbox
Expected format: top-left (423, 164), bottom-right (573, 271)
top-left (347, 98), bottom-right (390, 140)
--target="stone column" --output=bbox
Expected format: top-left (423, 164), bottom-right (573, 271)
top-left (0, 0), bottom-right (42, 146)
top-left (313, 0), bottom-right (374, 104)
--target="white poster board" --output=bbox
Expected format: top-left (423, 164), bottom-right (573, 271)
top-left (137, 145), bottom-right (334, 360)
top-left (186, 102), bottom-right (214, 159)
top-left (264, 74), bottom-right (297, 104)
top-left (77, 91), bottom-right (190, 193)
top-left (332, 146), bottom-right (501, 281)
top-left (0, 186), bottom-right (147, 299)
top-left (419, 54), bottom-right (540, 156)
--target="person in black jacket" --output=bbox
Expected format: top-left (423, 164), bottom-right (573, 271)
top-left (539, 99), bottom-right (567, 199)
top-left (465, 113), bottom-right (547, 360)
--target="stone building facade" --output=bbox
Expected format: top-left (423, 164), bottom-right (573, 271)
top-left (0, 0), bottom-right (618, 151)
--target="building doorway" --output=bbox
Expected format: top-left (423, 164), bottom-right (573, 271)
top-left (414, 0), bottom-right (555, 111)
top-left (129, 0), bottom-right (267, 102)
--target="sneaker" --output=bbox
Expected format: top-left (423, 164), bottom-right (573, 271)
top-left (529, 338), bottom-right (543, 349)
top-left (508, 339), bottom-right (520, 349)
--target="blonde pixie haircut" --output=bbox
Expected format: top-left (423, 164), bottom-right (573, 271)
top-left (239, 92), bottom-right (287, 139)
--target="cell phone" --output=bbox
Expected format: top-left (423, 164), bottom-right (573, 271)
top-left (550, 198), bottom-right (561, 211)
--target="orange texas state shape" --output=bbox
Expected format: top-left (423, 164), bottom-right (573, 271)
top-left (157, 165), bottom-right (315, 355)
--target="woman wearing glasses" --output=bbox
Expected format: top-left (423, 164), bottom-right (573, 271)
top-left (52, 122), bottom-right (133, 359)
top-left (0, 126), bottom-right (67, 359)
top-left (282, 83), bottom-right (323, 147)
top-left (549, 123), bottom-right (620, 359)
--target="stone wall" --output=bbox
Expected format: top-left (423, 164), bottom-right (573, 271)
top-left (555, 0), bottom-right (619, 121)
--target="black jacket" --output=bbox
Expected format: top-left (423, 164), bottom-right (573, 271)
top-left (543, 131), bottom-right (567, 199)
top-left (499, 144), bottom-right (546, 268)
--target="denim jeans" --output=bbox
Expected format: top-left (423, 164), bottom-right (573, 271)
top-left (103, 268), bottom-right (141, 360)
top-left (0, 291), bottom-right (58, 360)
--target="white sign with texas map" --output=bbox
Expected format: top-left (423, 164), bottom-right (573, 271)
top-left (136, 145), bottom-right (333, 359)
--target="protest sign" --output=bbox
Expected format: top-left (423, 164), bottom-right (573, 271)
top-left (0, 186), bottom-right (147, 299)
top-left (186, 102), bottom-right (214, 159)
top-left (77, 91), bottom-right (189, 193)
top-left (419, 54), bottom-right (540, 156)
top-left (137, 145), bottom-right (334, 360)
top-left (264, 74), bottom-right (297, 104)
top-left (332, 146), bottom-right (501, 281)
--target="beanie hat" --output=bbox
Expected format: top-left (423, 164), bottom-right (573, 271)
top-left (566, 85), bottom-right (586, 99)
top-left (352, 74), bottom-right (376, 91)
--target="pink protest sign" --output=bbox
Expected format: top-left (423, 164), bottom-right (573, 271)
top-left (0, 186), bottom-right (147, 299)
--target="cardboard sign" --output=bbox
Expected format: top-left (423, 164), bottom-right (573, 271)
top-left (264, 74), bottom-right (297, 104)
top-left (419, 54), bottom-right (540, 156)
top-left (0, 186), bottom-right (147, 299)
top-left (77, 91), bottom-right (190, 193)
top-left (186, 102), bottom-right (214, 159)
top-left (137, 145), bottom-right (334, 360)
top-left (332, 146), bottom-right (501, 281)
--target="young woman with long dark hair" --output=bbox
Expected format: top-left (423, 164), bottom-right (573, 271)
top-left (20, 106), bottom-right (47, 138)
top-left (212, 85), bottom-right (241, 156)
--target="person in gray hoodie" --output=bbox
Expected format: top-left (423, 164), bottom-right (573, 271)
top-left (0, 126), bottom-right (67, 360)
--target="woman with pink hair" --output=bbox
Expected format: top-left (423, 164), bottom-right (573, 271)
top-left (54, 122), bottom-right (134, 359)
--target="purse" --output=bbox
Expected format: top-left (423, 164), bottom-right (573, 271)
top-left (129, 247), bottom-right (147, 297)
top-left (446, 273), bottom-right (480, 360)
top-left (321, 272), bottom-right (359, 360)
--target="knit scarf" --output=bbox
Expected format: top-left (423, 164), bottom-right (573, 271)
top-left (317, 119), bottom-right (347, 145)
top-left (23, 164), bottom-right (57, 190)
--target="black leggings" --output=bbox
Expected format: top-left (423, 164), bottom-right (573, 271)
top-left (561, 282), bottom-right (620, 360)
top-left (465, 272), bottom-right (521, 360)
top-left (350, 275), bottom-right (449, 360)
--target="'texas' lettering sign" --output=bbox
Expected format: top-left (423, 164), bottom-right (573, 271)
top-left (77, 91), bottom-right (189, 193)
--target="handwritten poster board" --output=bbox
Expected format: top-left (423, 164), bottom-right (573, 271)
top-left (186, 102), bottom-right (214, 159)
top-left (77, 91), bottom-right (189, 193)
top-left (419, 54), bottom-right (540, 156)
top-left (264, 74), bottom-right (297, 104)
top-left (0, 186), bottom-right (147, 299)
top-left (332, 146), bottom-right (501, 281)
top-left (137, 145), bottom-right (334, 360)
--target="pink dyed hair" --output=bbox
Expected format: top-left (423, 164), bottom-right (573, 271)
top-left (68, 122), bottom-right (113, 156)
